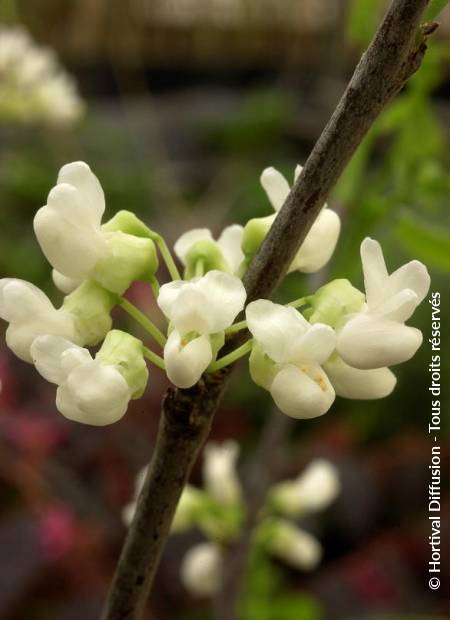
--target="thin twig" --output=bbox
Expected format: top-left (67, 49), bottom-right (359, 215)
top-left (101, 2), bottom-right (434, 618)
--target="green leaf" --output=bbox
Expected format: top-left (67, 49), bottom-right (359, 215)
top-left (395, 212), bottom-right (450, 271)
top-left (423, 0), bottom-right (450, 22)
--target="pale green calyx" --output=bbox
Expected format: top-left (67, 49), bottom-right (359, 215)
top-left (92, 231), bottom-right (158, 294)
top-left (96, 329), bottom-right (149, 399)
top-left (62, 280), bottom-right (116, 346)
top-left (241, 214), bottom-right (275, 261)
top-left (248, 342), bottom-right (279, 390)
top-left (102, 210), bottom-right (153, 238)
top-left (184, 240), bottom-right (229, 279)
top-left (306, 279), bottom-right (365, 328)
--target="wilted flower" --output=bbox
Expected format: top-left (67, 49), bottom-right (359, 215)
top-left (246, 299), bottom-right (336, 418)
top-left (34, 162), bottom-right (158, 294)
top-left (180, 542), bottom-right (222, 597)
top-left (337, 238), bottom-right (430, 369)
top-left (0, 26), bottom-right (83, 125)
top-left (270, 459), bottom-right (340, 517)
top-left (30, 330), bottom-right (148, 426)
top-left (158, 270), bottom-right (246, 388)
top-left (242, 165), bottom-right (340, 273)
top-left (174, 225), bottom-right (244, 277)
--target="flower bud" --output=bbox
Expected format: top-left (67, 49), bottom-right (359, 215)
top-left (265, 519), bottom-right (322, 571)
top-left (62, 280), bottom-right (116, 346)
top-left (203, 441), bottom-right (242, 505)
top-left (180, 543), bottom-right (222, 597)
top-left (270, 459), bottom-right (340, 517)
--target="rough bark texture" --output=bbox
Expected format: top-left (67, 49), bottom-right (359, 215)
top-left (101, 1), bottom-right (433, 618)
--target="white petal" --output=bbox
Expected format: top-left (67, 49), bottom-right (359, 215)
top-left (325, 355), bottom-right (396, 399)
top-left (270, 364), bottom-right (335, 419)
top-left (0, 279), bottom-right (53, 322)
top-left (196, 271), bottom-right (246, 332)
top-left (164, 331), bottom-right (212, 389)
top-left (388, 259), bottom-right (430, 305)
top-left (180, 543), bottom-right (222, 597)
top-left (260, 167), bottom-right (290, 211)
top-left (290, 323), bottom-right (336, 366)
top-left (290, 209), bottom-right (341, 273)
top-left (174, 228), bottom-right (213, 264)
top-left (34, 184), bottom-right (104, 279)
top-left (30, 334), bottom-right (90, 385)
top-left (217, 224), bottom-right (244, 274)
top-left (57, 161), bottom-right (105, 224)
top-left (56, 361), bottom-right (130, 425)
top-left (373, 288), bottom-right (418, 322)
top-left (294, 164), bottom-right (303, 182)
top-left (269, 521), bottom-right (322, 571)
top-left (360, 238), bottom-right (389, 309)
top-left (337, 314), bottom-right (423, 369)
top-left (0, 280), bottom-right (76, 362)
top-left (52, 269), bottom-right (80, 294)
top-left (157, 280), bottom-right (186, 319)
top-left (203, 441), bottom-right (241, 504)
top-left (246, 299), bottom-right (309, 364)
top-left (169, 286), bottom-right (213, 335)
top-left (293, 460), bottom-right (340, 512)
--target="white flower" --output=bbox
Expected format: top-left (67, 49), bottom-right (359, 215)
top-left (260, 165), bottom-right (341, 273)
top-left (271, 459), bottom-right (340, 517)
top-left (324, 354), bottom-right (396, 399)
top-left (180, 542), bottom-right (222, 597)
top-left (337, 238), bottom-right (430, 369)
top-left (34, 162), bottom-right (157, 294)
top-left (203, 441), bottom-right (241, 505)
top-left (30, 334), bottom-right (136, 426)
top-left (0, 26), bottom-right (83, 125)
top-left (267, 520), bottom-right (322, 571)
top-left (174, 225), bottom-right (244, 275)
top-left (246, 300), bottom-right (336, 419)
top-left (158, 270), bottom-right (246, 388)
top-left (0, 278), bottom-right (79, 362)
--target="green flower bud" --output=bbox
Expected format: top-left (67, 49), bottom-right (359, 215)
top-left (92, 231), bottom-right (158, 294)
top-left (184, 240), bottom-right (229, 279)
top-left (241, 214), bottom-right (275, 259)
top-left (96, 329), bottom-right (148, 398)
top-left (306, 279), bottom-right (365, 328)
top-left (249, 342), bottom-right (278, 390)
top-left (62, 280), bottom-right (116, 346)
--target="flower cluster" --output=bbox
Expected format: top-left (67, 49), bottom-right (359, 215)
top-left (0, 160), bottom-right (430, 426)
top-left (0, 26), bottom-right (84, 125)
top-left (123, 442), bottom-right (340, 597)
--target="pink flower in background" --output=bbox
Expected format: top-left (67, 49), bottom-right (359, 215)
top-left (38, 505), bottom-right (77, 562)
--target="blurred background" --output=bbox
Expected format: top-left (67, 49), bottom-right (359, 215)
top-left (0, 0), bottom-right (449, 618)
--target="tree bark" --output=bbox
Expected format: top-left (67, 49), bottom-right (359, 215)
top-left (101, 1), bottom-right (434, 618)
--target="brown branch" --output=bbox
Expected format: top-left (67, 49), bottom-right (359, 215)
top-left (101, 1), bottom-right (434, 618)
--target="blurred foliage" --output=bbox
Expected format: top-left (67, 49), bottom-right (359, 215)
top-left (241, 548), bottom-right (323, 620)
